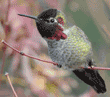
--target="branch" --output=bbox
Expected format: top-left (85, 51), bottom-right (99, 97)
top-left (80, 66), bottom-right (110, 70)
top-left (5, 72), bottom-right (18, 97)
top-left (2, 40), bottom-right (58, 65)
top-left (2, 40), bottom-right (110, 71)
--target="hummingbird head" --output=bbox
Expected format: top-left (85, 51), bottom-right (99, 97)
top-left (18, 8), bottom-right (67, 40)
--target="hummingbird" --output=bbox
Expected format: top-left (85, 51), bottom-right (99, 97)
top-left (18, 8), bottom-right (106, 93)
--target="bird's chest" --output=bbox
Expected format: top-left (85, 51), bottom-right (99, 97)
top-left (48, 40), bottom-right (71, 63)
top-left (47, 37), bottom-right (91, 70)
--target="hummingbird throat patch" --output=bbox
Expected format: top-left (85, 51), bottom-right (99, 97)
top-left (47, 17), bottom-right (67, 40)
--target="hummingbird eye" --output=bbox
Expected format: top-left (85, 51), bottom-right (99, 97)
top-left (45, 18), bottom-right (57, 24)
top-left (50, 19), bottom-right (54, 23)
top-left (47, 17), bottom-right (57, 23)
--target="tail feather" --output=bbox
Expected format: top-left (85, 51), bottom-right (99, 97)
top-left (73, 68), bottom-right (106, 93)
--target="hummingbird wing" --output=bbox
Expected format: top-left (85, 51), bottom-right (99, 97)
top-left (68, 25), bottom-right (90, 42)
top-left (73, 68), bottom-right (106, 93)
top-left (65, 25), bottom-right (93, 63)
top-left (71, 26), bottom-right (106, 93)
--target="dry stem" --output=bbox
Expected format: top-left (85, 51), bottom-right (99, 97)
top-left (2, 40), bottom-right (110, 71)
top-left (5, 72), bottom-right (18, 97)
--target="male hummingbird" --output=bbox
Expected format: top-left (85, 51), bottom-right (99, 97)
top-left (18, 9), bottom-right (106, 93)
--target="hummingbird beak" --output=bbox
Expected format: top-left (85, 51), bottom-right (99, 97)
top-left (18, 14), bottom-right (39, 22)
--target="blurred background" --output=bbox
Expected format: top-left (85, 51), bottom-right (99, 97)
top-left (0, 0), bottom-right (110, 97)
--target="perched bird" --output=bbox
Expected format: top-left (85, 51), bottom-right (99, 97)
top-left (18, 9), bottom-right (106, 93)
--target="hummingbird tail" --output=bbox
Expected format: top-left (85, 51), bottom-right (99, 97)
top-left (73, 68), bottom-right (106, 93)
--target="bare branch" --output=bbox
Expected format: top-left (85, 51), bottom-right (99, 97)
top-left (2, 40), bottom-right (58, 65)
top-left (2, 40), bottom-right (110, 71)
top-left (5, 72), bottom-right (18, 97)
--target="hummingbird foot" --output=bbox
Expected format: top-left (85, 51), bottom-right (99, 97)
top-left (57, 64), bottom-right (62, 68)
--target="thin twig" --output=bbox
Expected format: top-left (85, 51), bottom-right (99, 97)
top-left (80, 66), bottom-right (110, 70)
top-left (2, 40), bottom-right (110, 71)
top-left (2, 40), bottom-right (58, 65)
top-left (5, 72), bottom-right (18, 97)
